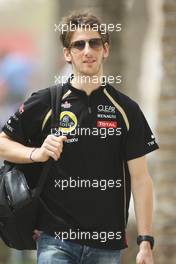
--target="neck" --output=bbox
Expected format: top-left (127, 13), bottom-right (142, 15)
top-left (70, 69), bottom-right (104, 96)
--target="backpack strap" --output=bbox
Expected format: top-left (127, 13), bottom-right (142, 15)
top-left (50, 85), bottom-right (63, 130)
top-left (36, 85), bottom-right (80, 228)
top-left (34, 85), bottom-right (63, 197)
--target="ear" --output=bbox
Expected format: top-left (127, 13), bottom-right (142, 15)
top-left (103, 42), bottom-right (110, 59)
top-left (63, 48), bottom-right (72, 63)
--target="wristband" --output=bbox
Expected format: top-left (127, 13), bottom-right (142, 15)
top-left (137, 235), bottom-right (154, 250)
top-left (30, 148), bottom-right (37, 162)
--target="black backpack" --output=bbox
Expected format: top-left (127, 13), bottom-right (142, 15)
top-left (0, 85), bottom-right (62, 250)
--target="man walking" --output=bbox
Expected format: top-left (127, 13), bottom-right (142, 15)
top-left (0, 12), bottom-right (159, 264)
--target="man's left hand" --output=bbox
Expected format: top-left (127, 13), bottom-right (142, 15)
top-left (136, 241), bottom-right (154, 264)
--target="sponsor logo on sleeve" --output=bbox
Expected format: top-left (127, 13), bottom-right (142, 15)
top-left (147, 134), bottom-right (156, 146)
top-left (19, 104), bottom-right (24, 114)
top-left (5, 123), bottom-right (13, 132)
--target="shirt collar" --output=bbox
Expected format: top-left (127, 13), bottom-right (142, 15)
top-left (66, 74), bottom-right (106, 97)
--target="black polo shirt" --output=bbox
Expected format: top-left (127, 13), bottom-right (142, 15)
top-left (2, 80), bottom-right (159, 250)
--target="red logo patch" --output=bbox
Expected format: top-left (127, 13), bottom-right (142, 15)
top-left (19, 104), bottom-right (24, 114)
top-left (96, 120), bottom-right (117, 128)
top-left (61, 101), bottom-right (72, 109)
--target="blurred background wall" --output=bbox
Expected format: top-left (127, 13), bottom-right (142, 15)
top-left (0, 0), bottom-right (175, 263)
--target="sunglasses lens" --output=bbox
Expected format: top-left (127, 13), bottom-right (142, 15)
top-left (89, 38), bottom-right (102, 49)
top-left (71, 40), bottom-right (85, 51)
top-left (70, 38), bottom-right (103, 53)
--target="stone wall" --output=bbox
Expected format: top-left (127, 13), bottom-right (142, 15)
top-left (154, 0), bottom-right (176, 263)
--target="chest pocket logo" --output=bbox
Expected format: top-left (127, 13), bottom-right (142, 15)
top-left (59, 111), bottom-right (78, 133)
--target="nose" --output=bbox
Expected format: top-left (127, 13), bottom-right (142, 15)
top-left (83, 42), bottom-right (92, 54)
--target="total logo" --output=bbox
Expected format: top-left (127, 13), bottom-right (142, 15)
top-left (97, 120), bottom-right (118, 128)
top-left (97, 105), bottom-right (116, 113)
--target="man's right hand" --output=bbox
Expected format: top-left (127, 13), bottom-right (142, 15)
top-left (32, 135), bottom-right (67, 162)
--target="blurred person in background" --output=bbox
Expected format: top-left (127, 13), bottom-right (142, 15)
top-left (0, 49), bottom-right (33, 131)
top-left (0, 50), bottom-right (35, 263)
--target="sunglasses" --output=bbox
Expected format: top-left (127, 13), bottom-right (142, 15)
top-left (69, 38), bottom-right (103, 53)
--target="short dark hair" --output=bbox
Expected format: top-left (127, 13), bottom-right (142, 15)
top-left (59, 11), bottom-right (110, 48)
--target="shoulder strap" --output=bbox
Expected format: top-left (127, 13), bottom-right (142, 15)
top-left (50, 85), bottom-right (63, 130)
top-left (36, 86), bottom-right (80, 228)
top-left (33, 85), bottom-right (63, 197)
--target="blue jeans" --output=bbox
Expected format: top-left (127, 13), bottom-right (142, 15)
top-left (36, 233), bottom-right (121, 264)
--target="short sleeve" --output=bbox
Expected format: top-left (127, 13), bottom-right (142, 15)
top-left (125, 104), bottom-right (159, 161)
top-left (2, 88), bottom-right (50, 145)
